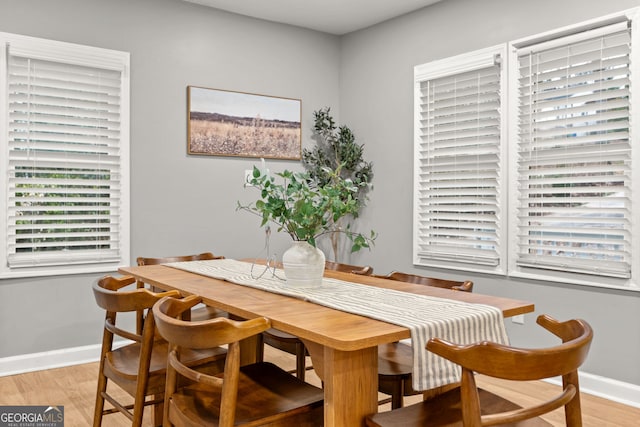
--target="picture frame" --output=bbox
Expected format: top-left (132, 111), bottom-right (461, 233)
top-left (187, 86), bottom-right (302, 160)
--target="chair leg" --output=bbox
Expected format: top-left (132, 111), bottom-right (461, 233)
top-left (152, 396), bottom-right (164, 427)
top-left (256, 333), bottom-right (265, 363)
top-left (132, 398), bottom-right (144, 427)
top-left (391, 379), bottom-right (404, 409)
top-left (564, 371), bottom-right (583, 426)
top-left (164, 364), bottom-right (178, 427)
top-left (94, 326), bottom-right (114, 427)
top-left (295, 341), bottom-right (306, 381)
top-left (93, 372), bottom-right (107, 427)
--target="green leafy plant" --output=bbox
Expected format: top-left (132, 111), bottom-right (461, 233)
top-left (302, 107), bottom-right (374, 260)
top-left (238, 165), bottom-right (376, 253)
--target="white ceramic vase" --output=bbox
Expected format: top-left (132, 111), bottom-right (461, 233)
top-left (282, 241), bottom-right (325, 286)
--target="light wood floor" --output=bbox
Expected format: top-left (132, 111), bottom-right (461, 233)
top-left (0, 346), bottom-right (637, 426)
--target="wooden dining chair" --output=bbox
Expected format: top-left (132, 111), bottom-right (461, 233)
top-left (325, 260), bottom-right (374, 275)
top-left (381, 271), bottom-right (473, 292)
top-left (366, 314), bottom-right (593, 427)
top-left (375, 271), bottom-right (473, 409)
top-left (153, 294), bottom-right (324, 427)
top-left (257, 261), bottom-right (374, 380)
top-left (92, 275), bottom-right (227, 427)
top-left (136, 252), bottom-right (227, 329)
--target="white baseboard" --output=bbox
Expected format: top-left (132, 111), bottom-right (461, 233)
top-left (0, 344), bottom-right (101, 377)
top-left (2, 345), bottom-right (639, 409)
top-left (546, 372), bottom-right (640, 409)
top-left (0, 341), bottom-right (128, 377)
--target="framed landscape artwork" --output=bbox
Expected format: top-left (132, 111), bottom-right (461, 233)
top-left (187, 86), bottom-right (302, 159)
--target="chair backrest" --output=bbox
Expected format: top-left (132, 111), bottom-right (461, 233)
top-left (136, 251), bottom-right (224, 266)
top-left (427, 314), bottom-right (593, 426)
top-left (325, 261), bottom-right (373, 275)
top-left (92, 275), bottom-right (180, 345)
top-left (134, 252), bottom-right (224, 332)
top-left (153, 295), bottom-right (271, 427)
top-left (380, 271), bottom-right (473, 292)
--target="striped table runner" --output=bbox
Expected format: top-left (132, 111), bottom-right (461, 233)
top-left (166, 258), bottom-right (508, 390)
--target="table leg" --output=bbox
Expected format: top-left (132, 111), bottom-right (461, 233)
top-left (321, 345), bottom-right (378, 427)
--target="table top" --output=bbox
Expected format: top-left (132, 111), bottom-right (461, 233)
top-left (119, 262), bottom-right (534, 352)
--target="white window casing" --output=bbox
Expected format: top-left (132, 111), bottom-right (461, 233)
top-left (413, 45), bottom-right (508, 275)
top-left (414, 8), bottom-right (640, 290)
top-left (508, 8), bottom-right (640, 289)
top-left (0, 33), bottom-right (130, 278)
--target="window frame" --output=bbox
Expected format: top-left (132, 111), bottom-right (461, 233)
top-left (0, 32), bottom-right (130, 279)
top-left (413, 44), bottom-right (508, 276)
top-left (507, 8), bottom-right (640, 290)
top-left (413, 8), bottom-right (640, 291)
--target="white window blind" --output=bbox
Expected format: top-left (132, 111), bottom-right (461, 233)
top-left (5, 43), bottom-right (125, 268)
top-left (515, 22), bottom-right (632, 278)
top-left (415, 51), bottom-right (504, 267)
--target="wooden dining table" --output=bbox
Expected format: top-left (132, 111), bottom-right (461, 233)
top-left (119, 262), bottom-right (534, 427)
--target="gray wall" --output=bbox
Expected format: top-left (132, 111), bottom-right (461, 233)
top-left (0, 0), bottom-right (340, 357)
top-left (339, 0), bottom-right (640, 386)
top-left (0, 0), bottom-right (639, 391)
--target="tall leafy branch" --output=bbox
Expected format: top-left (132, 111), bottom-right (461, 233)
top-left (303, 107), bottom-right (374, 260)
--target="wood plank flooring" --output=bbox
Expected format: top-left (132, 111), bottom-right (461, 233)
top-left (0, 347), bottom-right (637, 426)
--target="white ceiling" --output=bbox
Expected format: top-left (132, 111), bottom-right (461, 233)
top-left (182, 0), bottom-right (443, 35)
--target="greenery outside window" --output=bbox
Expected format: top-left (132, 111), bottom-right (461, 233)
top-left (0, 33), bottom-right (130, 278)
